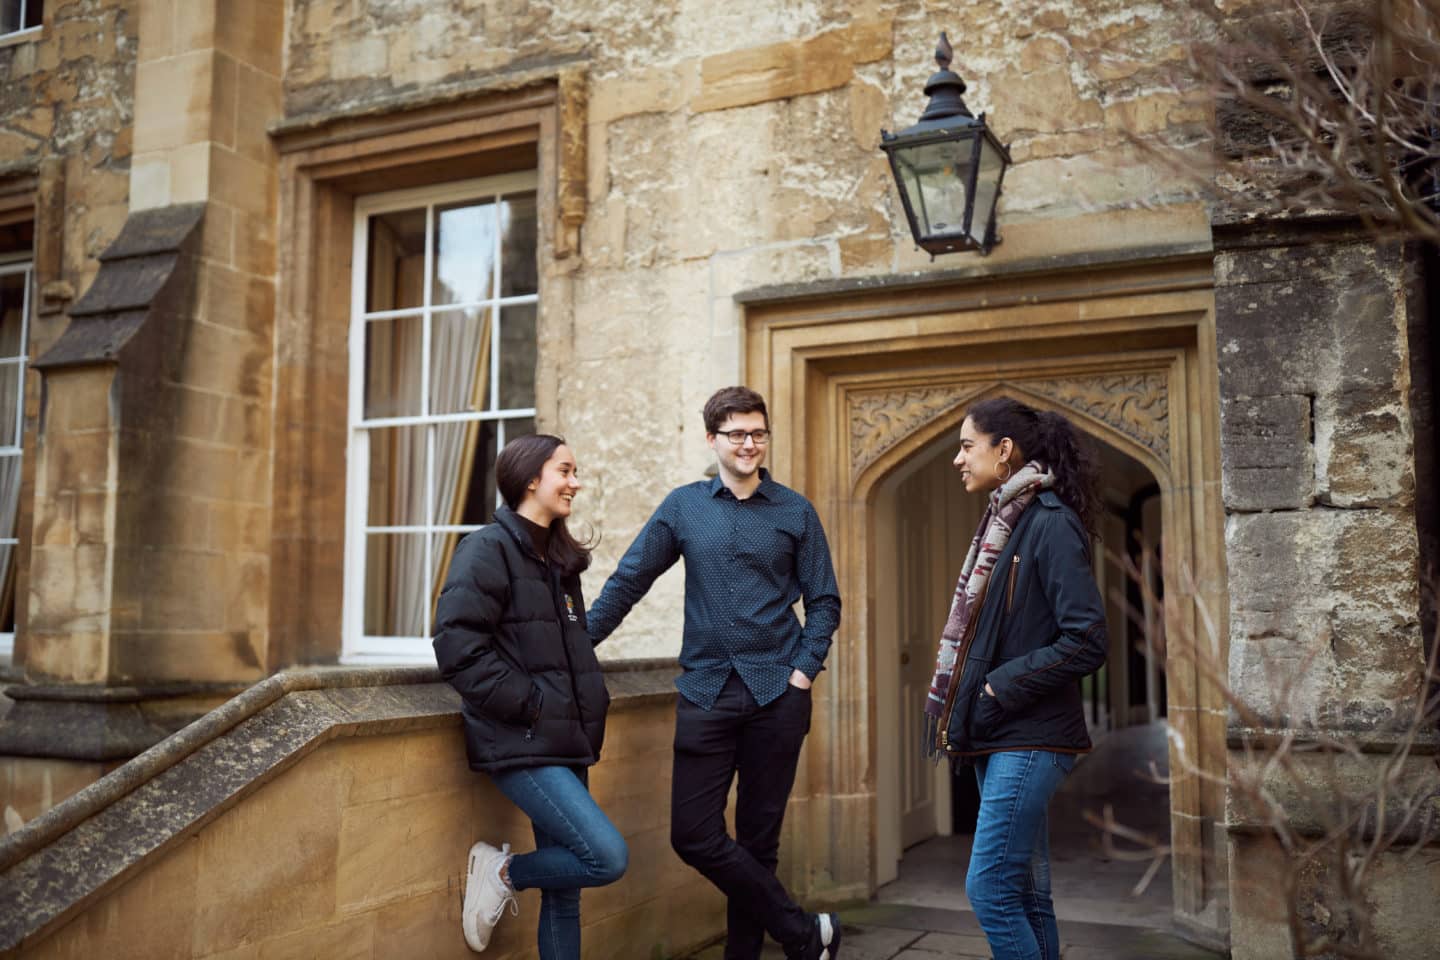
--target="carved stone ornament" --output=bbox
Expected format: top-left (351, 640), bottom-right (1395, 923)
top-left (1025, 373), bottom-right (1169, 463)
top-left (848, 373), bottom-right (1169, 478)
top-left (849, 385), bottom-right (971, 478)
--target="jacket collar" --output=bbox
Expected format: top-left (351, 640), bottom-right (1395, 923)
top-left (494, 505), bottom-right (547, 564)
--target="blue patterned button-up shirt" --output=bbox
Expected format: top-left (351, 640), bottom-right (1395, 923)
top-left (588, 469), bottom-right (842, 709)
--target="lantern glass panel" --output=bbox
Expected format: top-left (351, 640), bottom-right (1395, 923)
top-left (970, 135), bottom-right (1007, 245)
top-left (892, 130), bottom-right (980, 240)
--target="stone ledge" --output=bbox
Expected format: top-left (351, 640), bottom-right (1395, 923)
top-left (0, 661), bottom-right (677, 953)
top-left (732, 243), bottom-right (1213, 306)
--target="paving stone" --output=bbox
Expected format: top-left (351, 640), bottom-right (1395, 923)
top-left (907, 930), bottom-right (992, 954)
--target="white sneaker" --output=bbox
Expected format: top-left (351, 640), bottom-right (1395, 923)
top-left (462, 841), bottom-right (517, 952)
top-left (818, 912), bottom-right (842, 960)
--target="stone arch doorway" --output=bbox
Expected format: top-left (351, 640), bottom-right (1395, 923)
top-left (741, 253), bottom-right (1229, 942)
top-left (868, 387), bottom-right (1169, 870)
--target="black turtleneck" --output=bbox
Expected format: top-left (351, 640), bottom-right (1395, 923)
top-left (515, 511), bottom-right (551, 561)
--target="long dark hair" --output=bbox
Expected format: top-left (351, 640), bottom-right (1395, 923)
top-left (495, 434), bottom-right (592, 576)
top-left (965, 397), bottom-right (1099, 537)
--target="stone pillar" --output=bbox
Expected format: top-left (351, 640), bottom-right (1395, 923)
top-left (0, 0), bottom-right (285, 823)
top-left (1214, 225), bottom-right (1439, 959)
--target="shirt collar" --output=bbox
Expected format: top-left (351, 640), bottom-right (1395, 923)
top-left (709, 468), bottom-right (774, 500)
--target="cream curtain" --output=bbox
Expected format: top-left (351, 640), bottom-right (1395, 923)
top-left (429, 312), bottom-right (491, 609)
top-left (362, 214), bottom-right (491, 637)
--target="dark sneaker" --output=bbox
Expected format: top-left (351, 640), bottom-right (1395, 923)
top-left (818, 912), bottom-right (841, 960)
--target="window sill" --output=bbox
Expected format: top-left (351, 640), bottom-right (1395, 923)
top-left (0, 27), bottom-right (42, 49)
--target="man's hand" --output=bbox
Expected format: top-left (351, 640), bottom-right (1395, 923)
top-left (789, 669), bottom-right (813, 690)
top-left (984, 683), bottom-right (995, 697)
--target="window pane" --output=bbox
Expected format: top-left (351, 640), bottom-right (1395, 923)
top-left (1, 1), bottom-right (21, 33)
top-left (0, 454), bottom-right (17, 539)
top-left (0, 272), bottom-right (25, 357)
top-left (364, 314), bottom-right (422, 419)
top-left (0, 366), bottom-right (19, 447)
top-left (498, 303), bottom-right (536, 410)
top-left (364, 533), bottom-right (425, 636)
top-left (365, 425), bottom-right (427, 527)
top-left (430, 307), bottom-right (491, 415)
top-left (25, 0), bottom-right (40, 29)
top-left (433, 420), bottom-right (497, 527)
top-left (366, 208), bottom-right (426, 312)
top-left (499, 192), bottom-right (538, 297)
top-left (433, 200), bottom-right (497, 307)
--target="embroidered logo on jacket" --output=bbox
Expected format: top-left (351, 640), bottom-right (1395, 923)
top-left (564, 594), bottom-right (578, 622)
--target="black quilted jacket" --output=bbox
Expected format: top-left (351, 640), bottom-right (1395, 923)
top-left (433, 506), bottom-right (609, 772)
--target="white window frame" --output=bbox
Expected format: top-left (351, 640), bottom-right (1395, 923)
top-left (0, 0), bottom-right (42, 42)
top-left (342, 172), bottom-right (539, 664)
top-left (0, 255), bottom-right (31, 665)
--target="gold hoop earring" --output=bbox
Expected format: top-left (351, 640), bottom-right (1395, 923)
top-left (994, 461), bottom-right (1012, 483)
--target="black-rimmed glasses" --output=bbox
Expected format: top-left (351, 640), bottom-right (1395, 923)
top-left (717, 429), bottom-right (771, 445)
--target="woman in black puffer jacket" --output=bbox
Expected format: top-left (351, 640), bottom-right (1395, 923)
top-left (434, 434), bottom-right (625, 958)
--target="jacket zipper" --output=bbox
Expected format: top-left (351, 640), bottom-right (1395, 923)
top-left (935, 581), bottom-right (991, 753)
top-left (548, 566), bottom-right (587, 737)
top-left (1005, 556), bottom-right (1020, 613)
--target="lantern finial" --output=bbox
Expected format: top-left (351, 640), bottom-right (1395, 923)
top-left (935, 32), bottom-right (953, 72)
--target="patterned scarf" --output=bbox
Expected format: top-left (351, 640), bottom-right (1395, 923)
top-left (923, 462), bottom-right (1055, 747)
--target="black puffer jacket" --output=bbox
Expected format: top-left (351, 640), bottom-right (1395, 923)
top-left (433, 506), bottom-right (609, 773)
top-left (942, 490), bottom-right (1108, 758)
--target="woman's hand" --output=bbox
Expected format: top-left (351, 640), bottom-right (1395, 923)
top-left (789, 669), bottom-right (813, 690)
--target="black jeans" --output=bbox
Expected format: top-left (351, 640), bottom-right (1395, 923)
top-left (670, 672), bottom-right (814, 959)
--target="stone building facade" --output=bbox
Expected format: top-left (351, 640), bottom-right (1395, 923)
top-left (0, 1), bottom-right (1435, 958)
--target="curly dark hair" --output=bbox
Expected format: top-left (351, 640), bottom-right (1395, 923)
top-left (964, 397), bottom-right (1100, 537)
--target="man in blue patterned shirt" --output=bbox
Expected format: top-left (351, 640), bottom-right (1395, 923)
top-left (588, 386), bottom-right (843, 960)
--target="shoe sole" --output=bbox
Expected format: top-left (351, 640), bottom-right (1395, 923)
top-left (462, 842), bottom-right (494, 952)
top-left (819, 913), bottom-right (841, 960)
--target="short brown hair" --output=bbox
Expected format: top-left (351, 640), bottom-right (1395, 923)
top-left (703, 386), bottom-right (769, 434)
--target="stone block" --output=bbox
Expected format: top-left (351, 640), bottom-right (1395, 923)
top-left (1219, 394), bottom-right (1313, 511)
top-left (693, 20), bottom-right (892, 114)
top-left (191, 747), bottom-right (341, 955)
top-left (1215, 242), bottom-right (1405, 399)
top-left (177, 319), bottom-right (271, 401)
top-left (136, 0), bottom-right (176, 64)
top-left (335, 787), bottom-right (474, 912)
top-left (1225, 508), bottom-right (1421, 729)
top-left (370, 887), bottom-right (472, 960)
top-left (29, 542), bottom-right (111, 624)
top-left (215, 0), bottom-right (284, 78)
top-left (132, 52), bottom-right (214, 155)
top-left (590, 62), bottom-right (696, 125)
top-left (38, 427), bottom-right (114, 495)
top-left (1316, 387), bottom-right (1413, 507)
top-left (18, 630), bottom-right (108, 684)
top-left (108, 629), bottom-right (266, 684)
top-left (989, 64), bottom-right (1104, 136)
top-left (232, 62), bottom-right (283, 165)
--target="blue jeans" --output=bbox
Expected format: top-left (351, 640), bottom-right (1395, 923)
top-left (966, 750), bottom-right (1077, 960)
top-left (490, 765), bottom-right (628, 960)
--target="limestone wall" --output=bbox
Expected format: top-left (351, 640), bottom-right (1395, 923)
top-left (1215, 232), bottom-right (1437, 957)
top-left (0, 0), bottom-right (135, 306)
top-left (1216, 237), bottom-right (1423, 732)
top-left (7, 676), bottom-right (718, 960)
top-left (278, 0), bottom-right (1214, 657)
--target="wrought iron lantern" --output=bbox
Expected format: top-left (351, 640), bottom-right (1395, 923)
top-left (881, 33), bottom-right (1012, 256)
